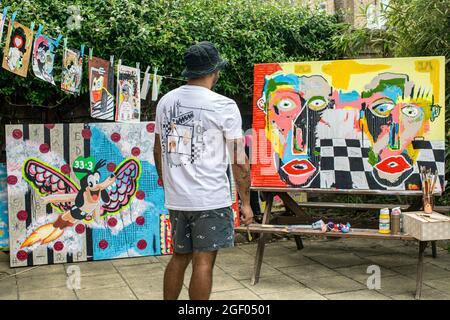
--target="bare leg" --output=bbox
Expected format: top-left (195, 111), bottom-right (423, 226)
top-left (163, 252), bottom-right (192, 300)
top-left (189, 251), bottom-right (217, 300)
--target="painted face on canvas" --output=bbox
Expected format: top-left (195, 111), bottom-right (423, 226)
top-left (361, 73), bottom-right (435, 187)
top-left (259, 74), bottom-right (331, 186)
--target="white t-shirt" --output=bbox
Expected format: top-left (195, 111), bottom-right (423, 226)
top-left (155, 84), bottom-right (243, 211)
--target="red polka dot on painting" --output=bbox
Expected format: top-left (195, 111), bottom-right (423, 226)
top-left (39, 143), bottom-right (50, 153)
top-left (61, 164), bottom-right (71, 175)
top-left (157, 178), bottom-right (163, 187)
top-left (131, 147), bottom-right (141, 157)
top-left (75, 224), bottom-right (85, 234)
top-left (107, 162), bottom-right (116, 172)
top-left (7, 175), bottom-right (17, 185)
top-left (44, 124), bottom-right (55, 129)
top-left (81, 128), bottom-right (92, 139)
top-left (17, 210), bottom-right (28, 221)
top-left (136, 216), bottom-right (145, 226)
top-left (146, 123), bottom-right (155, 133)
top-left (16, 250), bottom-right (28, 261)
top-left (53, 241), bottom-right (64, 251)
top-left (137, 240), bottom-right (147, 250)
top-left (12, 129), bottom-right (22, 139)
top-left (136, 190), bottom-right (145, 200)
top-left (111, 132), bottom-right (121, 142)
top-left (107, 217), bottom-right (117, 227)
top-left (98, 240), bottom-right (108, 250)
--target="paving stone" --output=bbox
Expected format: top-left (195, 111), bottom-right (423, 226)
top-left (300, 246), bottom-right (349, 258)
top-left (116, 262), bottom-right (165, 280)
top-left (365, 253), bottom-right (418, 268)
top-left (211, 288), bottom-right (261, 300)
top-left (15, 264), bottom-right (65, 279)
top-left (19, 287), bottom-right (77, 300)
top-left (428, 253), bottom-right (450, 270)
top-left (17, 273), bottom-right (69, 292)
top-left (376, 275), bottom-right (431, 295)
top-left (216, 252), bottom-right (258, 266)
top-left (216, 262), bottom-right (281, 281)
top-left (393, 263), bottom-right (450, 281)
top-left (0, 278), bottom-right (18, 299)
top-left (325, 289), bottom-right (390, 300)
top-left (262, 252), bottom-right (315, 268)
top-left (334, 264), bottom-right (398, 285)
top-left (0, 260), bottom-right (15, 277)
top-left (259, 287), bottom-right (326, 300)
top-left (111, 256), bottom-right (160, 266)
top-left (308, 252), bottom-right (369, 269)
top-left (241, 274), bottom-right (304, 295)
top-left (390, 288), bottom-right (450, 300)
top-left (77, 285), bottom-right (136, 300)
top-left (156, 254), bottom-right (173, 265)
top-left (136, 288), bottom-right (189, 300)
top-left (77, 273), bottom-right (127, 291)
top-left (423, 276), bottom-right (450, 293)
top-left (64, 260), bottom-right (116, 277)
top-left (300, 275), bottom-right (365, 295)
top-left (238, 243), bottom-right (259, 254)
top-left (278, 263), bottom-right (339, 281)
top-left (126, 274), bottom-right (164, 294)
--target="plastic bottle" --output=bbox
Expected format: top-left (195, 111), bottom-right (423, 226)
top-left (391, 207), bottom-right (401, 235)
top-left (379, 208), bottom-right (391, 234)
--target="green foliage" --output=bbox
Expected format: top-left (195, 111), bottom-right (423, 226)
top-left (0, 0), bottom-right (343, 113)
top-left (333, 0), bottom-right (450, 205)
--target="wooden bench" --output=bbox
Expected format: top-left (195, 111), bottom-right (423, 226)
top-left (235, 188), bottom-right (449, 300)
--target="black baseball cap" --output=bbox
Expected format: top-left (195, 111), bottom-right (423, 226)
top-left (181, 41), bottom-right (228, 79)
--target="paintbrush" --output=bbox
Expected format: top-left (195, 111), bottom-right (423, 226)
top-left (246, 225), bottom-right (253, 241)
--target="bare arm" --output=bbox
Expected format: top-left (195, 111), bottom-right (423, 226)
top-left (154, 133), bottom-right (163, 186)
top-left (226, 137), bottom-right (253, 225)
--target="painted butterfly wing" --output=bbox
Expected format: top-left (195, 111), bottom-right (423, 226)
top-left (24, 158), bottom-right (79, 212)
top-left (102, 159), bottom-right (140, 215)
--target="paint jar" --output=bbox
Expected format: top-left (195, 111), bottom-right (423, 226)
top-left (379, 208), bottom-right (391, 234)
top-left (391, 207), bottom-right (401, 235)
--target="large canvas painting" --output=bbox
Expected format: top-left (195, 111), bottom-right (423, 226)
top-left (0, 164), bottom-right (8, 251)
top-left (5, 122), bottom-right (171, 267)
top-left (252, 57), bottom-right (445, 192)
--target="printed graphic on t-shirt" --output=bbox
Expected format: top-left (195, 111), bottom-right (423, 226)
top-left (160, 100), bottom-right (205, 167)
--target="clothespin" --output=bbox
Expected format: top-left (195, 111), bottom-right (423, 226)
top-left (141, 66), bottom-right (151, 100)
top-left (151, 67), bottom-right (159, 101)
top-left (63, 37), bottom-right (67, 51)
top-left (11, 10), bottom-right (16, 24)
top-left (110, 55), bottom-right (114, 67)
top-left (35, 24), bottom-right (43, 38)
top-left (80, 44), bottom-right (85, 60)
top-left (55, 34), bottom-right (63, 47)
top-left (30, 22), bottom-right (35, 32)
top-left (89, 47), bottom-right (93, 60)
top-left (136, 62), bottom-right (140, 70)
top-left (1, 7), bottom-right (8, 20)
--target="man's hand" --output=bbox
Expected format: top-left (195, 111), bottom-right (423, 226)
top-left (240, 204), bottom-right (254, 225)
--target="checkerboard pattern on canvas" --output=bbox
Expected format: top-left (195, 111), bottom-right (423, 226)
top-left (308, 139), bottom-right (445, 191)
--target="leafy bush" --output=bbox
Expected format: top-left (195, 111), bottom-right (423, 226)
top-left (0, 0), bottom-right (343, 120)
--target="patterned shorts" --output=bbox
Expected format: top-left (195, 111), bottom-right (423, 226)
top-left (169, 206), bottom-right (234, 253)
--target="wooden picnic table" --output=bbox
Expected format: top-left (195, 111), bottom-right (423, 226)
top-left (235, 188), bottom-right (449, 300)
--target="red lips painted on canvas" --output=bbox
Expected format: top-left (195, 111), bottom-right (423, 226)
top-left (374, 156), bottom-right (411, 175)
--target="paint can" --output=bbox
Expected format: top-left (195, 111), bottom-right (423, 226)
top-left (391, 207), bottom-right (401, 235)
top-left (379, 208), bottom-right (391, 234)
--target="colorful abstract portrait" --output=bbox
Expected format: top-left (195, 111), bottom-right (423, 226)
top-left (251, 57), bottom-right (445, 193)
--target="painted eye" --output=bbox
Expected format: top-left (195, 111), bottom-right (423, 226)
top-left (307, 97), bottom-right (327, 110)
top-left (276, 98), bottom-right (296, 111)
top-left (401, 105), bottom-right (420, 118)
top-left (87, 175), bottom-right (96, 187)
top-left (371, 101), bottom-right (395, 117)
